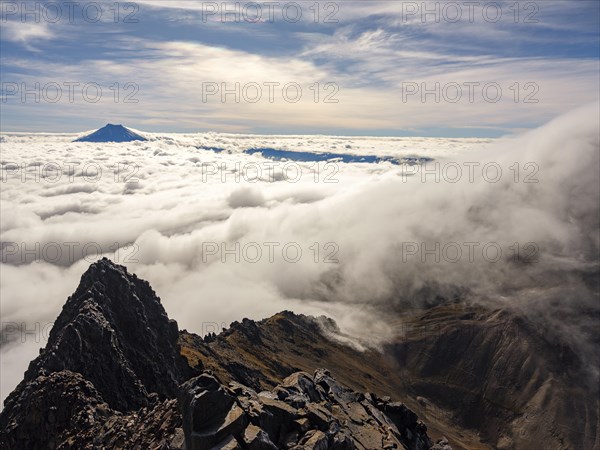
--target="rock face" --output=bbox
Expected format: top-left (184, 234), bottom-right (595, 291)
top-left (19, 258), bottom-right (190, 411)
top-left (0, 371), bottom-right (110, 450)
top-left (0, 259), bottom-right (436, 450)
top-left (74, 124), bottom-right (147, 142)
top-left (179, 369), bottom-right (433, 450)
top-left (1, 258), bottom-right (193, 449)
top-left (0, 370), bottom-right (184, 450)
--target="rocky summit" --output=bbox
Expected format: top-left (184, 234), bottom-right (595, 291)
top-left (13, 257), bottom-right (191, 412)
top-left (74, 124), bottom-right (147, 143)
top-left (0, 259), bottom-right (440, 450)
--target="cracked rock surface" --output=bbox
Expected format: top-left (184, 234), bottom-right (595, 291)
top-left (179, 369), bottom-right (433, 450)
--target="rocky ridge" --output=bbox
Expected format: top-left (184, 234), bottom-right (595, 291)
top-left (15, 258), bottom-right (191, 412)
top-left (0, 259), bottom-right (442, 450)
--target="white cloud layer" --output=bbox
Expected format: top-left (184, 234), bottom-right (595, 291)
top-left (1, 103), bottom-right (599, 405)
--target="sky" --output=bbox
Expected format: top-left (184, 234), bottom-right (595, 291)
top-left (1, 1), bottom-right (599, 136)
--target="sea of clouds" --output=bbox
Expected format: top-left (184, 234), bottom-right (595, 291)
top-left (1, 103), bottom-right (598, 405)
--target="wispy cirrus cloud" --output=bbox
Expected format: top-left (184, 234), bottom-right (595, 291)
top-left (0, 1), bottom-right (598, 135)
top-left (0, 21), bottom-right (54, 51)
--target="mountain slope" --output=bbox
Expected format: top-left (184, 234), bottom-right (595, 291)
top-left (178, 314), bottom-right (489, 449)
top-left (388, 304), bottom-right (600, 450)
top-left (181, 304), bottom-right (598, 450)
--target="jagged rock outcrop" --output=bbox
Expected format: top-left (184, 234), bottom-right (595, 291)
top-left (179, 369), bottom-right (433, 450)
top-left (17, 257), bottom-right (190, 411)
top-left (0, 369), bottom-right (184, 450)
top-left (1, 258), bottom-right (192, 449)
top-left (0, 371), bottom-right (109, 449)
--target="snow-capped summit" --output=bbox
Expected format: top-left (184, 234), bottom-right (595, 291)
top-left (74, 124), bottom-right (147, 143)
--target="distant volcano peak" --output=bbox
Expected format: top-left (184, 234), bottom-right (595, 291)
top-left (74, 124), bottom-right (147, 143)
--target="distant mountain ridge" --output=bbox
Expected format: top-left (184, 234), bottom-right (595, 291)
top-left (74, 124), bottom-right (147, 143)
